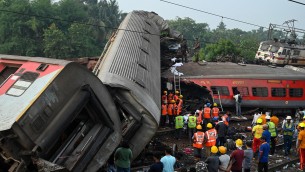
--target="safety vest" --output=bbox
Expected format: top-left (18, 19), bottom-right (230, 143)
top-left (173, 104), bottom-right (178, 116)
top-left (203, 107), bottom-right (211, 119)
top-left (205, 128), bottom-right (217, 147)
top-left (168, 93), bottom-right (173, 101)
top-left (174, 95), bottom-right (179, 101)
top-left (197, 113), bottom-right (202, 124)
top-left (193, 132), bottom-right (204, 149)
top-left (267, 121), bottom-right (277, 137)
top-left (222, 114), bottom-right (229, 126)
top-left (161, 104), bottom-right (167, 115)
top-left (188, 116), bottom-right (197, 128)
top-left (284, 123), bottom-right (294, 136)
top-left (167, 104), bottom-right (174, 115)
top-left (162, 94), bottom-right (167, 104)
top-left (177, 99), bottom-right (183, 115)
top-left (175, 116), bottom-right (184, 129)
top-left (212, 107), bottom-right (219, 118)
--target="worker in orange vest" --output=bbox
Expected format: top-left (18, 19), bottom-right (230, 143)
top-left (177, 95), bottom-right (183, 115)
top-left (162, 90), bottom-right (168, 104)
top-left (204, 123), bottom-right (217, 158)
top-left (173, 100), bottom-right (178, 116)
top-left (211, 103), bottom-right (220, 122)
top-left (192, 124), bottom-right (205, 158)
top-left (260, 113), bottom-right (267, 125)
top-left (174, 90), bottom-right (180, 101)
top-left (270, 114), bottom-right (279, 127)
top-left (167, 100), bottom-right (175, 128)
top-left (203, 104), bottom-right (211, 132)
top-left (221, 111), bottom-right (230, 126)
top-left (195, 110), bottom-right (202, 128)
top-left (161, 102), bottom-right (168, 127)
top-left (168, 92), bottom-right (174, 102)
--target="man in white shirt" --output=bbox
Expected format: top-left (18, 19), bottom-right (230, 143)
top-left (252, 112), bottom-right (262, 127)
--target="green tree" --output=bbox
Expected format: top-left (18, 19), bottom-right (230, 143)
top-left (43, 23), bottom-right (69, 58)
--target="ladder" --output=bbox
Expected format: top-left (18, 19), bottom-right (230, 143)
top-left (211, 90), bottom-right (223, 111)
top-left (173, 73), bottom-right (181, 94)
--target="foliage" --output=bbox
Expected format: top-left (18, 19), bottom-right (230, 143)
top-left (0, 0), bottom-right (121, 58)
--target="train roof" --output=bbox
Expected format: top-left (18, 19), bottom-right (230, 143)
top-left (0, 54), bottom-right (71, 66)
top-left (162, 62), bottom-right (305, 80)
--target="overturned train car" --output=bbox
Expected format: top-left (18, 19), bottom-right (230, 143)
top-left (0, 10), bottom-right (166, 171)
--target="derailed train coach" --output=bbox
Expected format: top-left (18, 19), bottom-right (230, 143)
top-left (0, 10), bottom-right (168, 171)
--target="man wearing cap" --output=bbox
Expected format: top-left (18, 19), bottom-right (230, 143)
top-left (266, 115), bottom-right (277, 155)
top-left (283, 116), bottom-right (295, 156)
top-left (205, 146), bottom-right (220, 172)
top-left (204, 123), bottom-right (217, 158)
top-left (252, 118), bottom-right (263, 157)
top-left (192, 125), bottom-right (205, 159)
top-left (297, 123), bottom-right (305, 171)
top-left (228, 139), bottom-right (244, 172)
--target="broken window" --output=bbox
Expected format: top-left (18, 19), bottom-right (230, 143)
top-left (210, 86), bottom-right (229, 96)
top-left (271, 88), bottom-right (286, 97)
top-left (252, 87), bottom-right (268, 97)
top-left (289, 88), bottom-right (303, 97)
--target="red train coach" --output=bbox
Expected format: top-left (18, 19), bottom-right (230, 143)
top-left (163, 62), bottom-right (305, 112)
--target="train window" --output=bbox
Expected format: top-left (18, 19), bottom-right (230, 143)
top-left (260, 44), bottom-right (269, 51)
top-left (289, 88), bottom-right (303, 97)
top-left (6, 72), bottom-right (39, 96)
top-left (0, 66), bottom-right (20, 87)
top-left (282, 49), bottom-right (286, 55)
top-left (252, 87), bottom-right (268, 97)
top-left (271, 88), bottom-right (286, 97)
top-left (211, 86), bottom-right (229, 96)
top-left (293, 50), bottom-right (300, 56)
top-left (270, 46), bottom-right (279, 53)
top-left (232, 87), bottom-right (249, 96)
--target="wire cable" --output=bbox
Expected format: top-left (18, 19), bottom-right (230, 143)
top-left (160, 0), bottom-right (268, 29)
top-left (288, 0), bottom-right (305, 6)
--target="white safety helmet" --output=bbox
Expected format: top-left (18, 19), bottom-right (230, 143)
top-left (266, 115), bottom-right (271, 120)
top-left (286, 116), bottom-right (292, 120)
top-left (195, 110), bottom-right (200, 114)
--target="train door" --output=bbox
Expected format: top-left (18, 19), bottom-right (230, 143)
top-left (290, 49), bottom-right (300, 64)
top-left (284, 49), bottom-right (291, 65)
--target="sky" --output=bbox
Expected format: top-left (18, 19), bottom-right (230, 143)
top-left (115, 0), bottom-right (305, 34)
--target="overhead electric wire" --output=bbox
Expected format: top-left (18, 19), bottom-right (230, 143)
top-left (160, 0), bottom-right (268, 29)
top-left (288, 0), bottom-right (305, 6)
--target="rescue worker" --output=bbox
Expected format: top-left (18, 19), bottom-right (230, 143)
top-left (215, 118), bottom-right (228, 146)
top-left (162, 91), bottom-right (168, 104)
top-left (205, 146), bottom-right (220, 172)
top-left (222, 111), bottom-right (230, 126)
top-left (177, 95), bottom-right (183, 115)
top-left (167, 100), bottom-right (175, 128)
top-left (211, 103), bottom-right (220, 122)
top-left (204, 123), bottom-right (217, 158)
top-left (203, 104), bottom-right (211, 132)
top-left (252, 118), bottom-right (263, 157)
top-left (260, 113), bottom-right (267, 125)
top-left (270, 113), bottom-right (279, 127)
top-left (192, 125), bottom-right (205, 159)
top-left (174, 91), bottom-right (179, 101)
top-left (175, 113), bottom-right (184, 140)
top-left (161, 102), bottom-right (168, 127)
top-left (168, 92), bottom-right (174, 102)
top-left (283, 116), bottom-right (295, 156)
top-left (297, 123), bottom-right (305, 171)
top-left (188, 113), bottom-right (197, 143)
top-left (227, 139), bottom-right (244, 172)
top-left (266, 115), bottom-right (277, 155)
top-left (252, 112), bottom-right (262, 127)
top-left (195, 109), bottom-right (202, 129)
top-left (218, 146), bottom-right (230, 172)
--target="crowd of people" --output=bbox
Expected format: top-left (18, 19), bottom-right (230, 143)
top-left (107, 90), bottom-right (305, 172)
